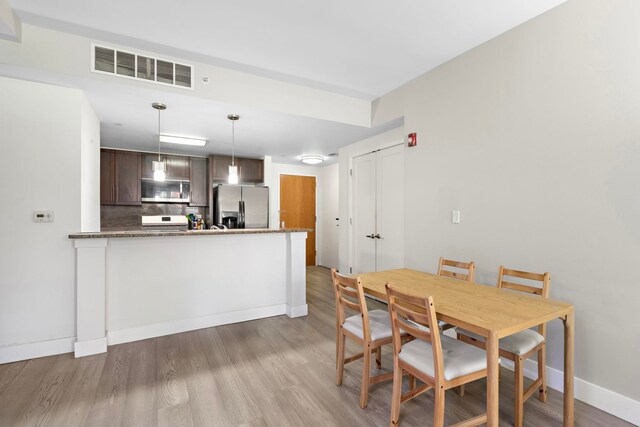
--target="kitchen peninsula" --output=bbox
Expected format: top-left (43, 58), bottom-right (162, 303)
top-left (69, 228), bottom-right (308, 357)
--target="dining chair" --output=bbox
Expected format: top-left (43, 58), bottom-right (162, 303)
top-left (456, 266), bottom-right (551, 427)
top-left (386, 283), bottom-right (488, 427)
top-left (437, 257), bottom-right (475, 331)
top-left (332, 269), bottom-right (396, 408)
top-left (437, 257), bottom-right (475, 282)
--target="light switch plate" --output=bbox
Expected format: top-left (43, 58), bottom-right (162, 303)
top-left (452, 210), bottom-right (460, 224)
top-left (33, 211), bottom-right (55, 223)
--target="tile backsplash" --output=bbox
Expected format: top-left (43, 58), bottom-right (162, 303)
top-left (101, 204), bottom-right (207, 230)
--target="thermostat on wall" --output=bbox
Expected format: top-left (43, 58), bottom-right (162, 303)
top-left (33, 211), bottom-right (55, 223)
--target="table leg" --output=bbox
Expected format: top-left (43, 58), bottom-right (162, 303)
top-left (486, 331), bottom-right (499, 427)
top-left (563, 311), bottom-right (575, 426)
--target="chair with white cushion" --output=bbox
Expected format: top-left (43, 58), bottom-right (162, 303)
top-left (456, 266), bottom-right (551, 427)
top-left (386, 283), bottom-right (487, 427)
top-left (332, 269), bottom-right (396, 408)
top-left (437, 257), bottom-right (476, 331)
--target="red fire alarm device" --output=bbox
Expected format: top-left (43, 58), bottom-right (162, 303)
top-left (407, 132), bottom-right (417, 147)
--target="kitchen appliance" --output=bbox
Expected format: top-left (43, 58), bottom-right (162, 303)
top-left (141, 215), bottom-right (188, 231)
top-left (212, 184), bottom-right (269, 229)
top-left (141, 179), bottom-right (190, 203)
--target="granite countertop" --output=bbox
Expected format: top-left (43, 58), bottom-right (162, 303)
top-left (69, 228), bottom-right (310, 239)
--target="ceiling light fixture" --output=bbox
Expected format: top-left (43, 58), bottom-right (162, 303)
top-left (227, 114), bottom-right (240, 184)
top-left (159, 134), bottom-right (207, 147)
top-left (152, 102), bottom-right (167, 181)
top-left (300, 154), bottom-right (325, 165)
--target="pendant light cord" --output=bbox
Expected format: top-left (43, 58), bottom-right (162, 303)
top-left (231, 119), bottom-right (235, 167)
top-left (158, 108), bottom-right (161, 161)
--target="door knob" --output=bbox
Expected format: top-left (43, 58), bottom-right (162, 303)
top-left (365, 234), bottom-right (375, 239)
top-left (374, 234), bottom-right (381, 239)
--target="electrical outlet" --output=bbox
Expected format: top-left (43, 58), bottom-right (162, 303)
top-left (33, 211), bottom-right (55, 223)
top-left (452, 210), bottom-right (460, 224)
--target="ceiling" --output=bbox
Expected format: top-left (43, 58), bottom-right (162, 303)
top-left (5, 0), bottom-right (567, 164)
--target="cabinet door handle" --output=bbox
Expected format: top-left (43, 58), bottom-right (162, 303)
top-left (374, 234), bottom-right (381, 239)
top-left (365, 234), bottom-right (375, 239)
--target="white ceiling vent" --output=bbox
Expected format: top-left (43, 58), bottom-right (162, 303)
top-left (92, 44), bottom-right (193, 90)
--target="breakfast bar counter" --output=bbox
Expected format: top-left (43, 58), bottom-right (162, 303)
top-left (69, 229), bottom-right (308, 357)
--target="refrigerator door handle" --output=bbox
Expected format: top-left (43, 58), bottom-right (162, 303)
top-left (239, 201), bottom-right (246, 228)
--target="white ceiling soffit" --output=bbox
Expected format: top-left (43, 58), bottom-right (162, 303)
top-left (9, 0), bottom-right (567, 99)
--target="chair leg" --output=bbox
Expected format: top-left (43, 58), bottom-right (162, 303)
top-left (408, 374), bottom-right (415, 391)
top-left (336, 332), bottom-right (346, 386)
top-left (389, 358), bottom-right (402, 426)
top-left (455, 332), bottom-right (465, 396)
top-left (538, 343), bottom-right (548, 403)
top-left (433, 385), bottom-right (445, 427)
top-left (514, 356), bottom-right (524, 427)
top-left (375, 346), bottom-right (382, 369)
top-left (360, 343), bottom-right (372, 408)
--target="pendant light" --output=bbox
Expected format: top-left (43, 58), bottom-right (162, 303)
top-left (152, 102), bottom-right (167, 181)
top-left (227, 114), bottom-right (240, 184)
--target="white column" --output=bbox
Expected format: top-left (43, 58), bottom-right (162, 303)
top-left (285, 232), bottom-right (308, 317)
top-left (74, 238), bottom-right (108, 357)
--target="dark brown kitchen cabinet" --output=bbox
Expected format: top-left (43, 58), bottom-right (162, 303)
top-left (142, 153), bottom-right (190, 180)
top-left (209, 155), bottom-right (264, 183)
top-left (238, 157), bottom-right (264, 183)
top-left (114, 151), bottom-right (141, 205)
top-left (100, 150), bottom-right (116, 205)
top-left (189, 157), bottom-right (208, 207)
top-left (101, 149), bottom-right (141, 205)
top-left (210, 155), bottom-right (233, 182)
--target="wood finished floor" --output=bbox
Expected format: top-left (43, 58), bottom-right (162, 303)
top-left (0, 266), bottom-right (631, 427)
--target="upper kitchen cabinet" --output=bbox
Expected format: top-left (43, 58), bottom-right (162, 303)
top-left (210, 155), bottom-right (264, 183)
top-left (101, 149), bottom-right (141, 206)
top-left (189, 157), bottom-right (208, 207)
top-left (238, 158), bottom-right (264, 183)
top-left (100, 150), bottom-right (116, 205)
top-left (142, 153), bottom-right (190, 180)
top-left (114, 151), bottom-right (142, 205)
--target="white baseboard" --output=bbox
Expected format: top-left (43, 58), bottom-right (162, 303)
top-left (74, 337), bottom-right (107, 357)
top-left (0, 337), bottom-right (74, 364)
top-left (107, 304), bottom-right (288, 345)
top-left (501, 358), bottom-right (640, 426)
top-left (286, 304), bottom-right (308, 318)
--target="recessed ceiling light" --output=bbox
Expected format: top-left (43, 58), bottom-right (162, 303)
top-left (300, 154), bottom-right (324, 165)
top-left (159, 134), bottom-right (207, 146)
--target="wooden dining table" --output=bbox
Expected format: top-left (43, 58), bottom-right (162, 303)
top-left (357, 268), bottom-right (575, 427)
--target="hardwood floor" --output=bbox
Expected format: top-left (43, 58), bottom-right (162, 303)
top-left (0, 266), bottom-right (631, 426)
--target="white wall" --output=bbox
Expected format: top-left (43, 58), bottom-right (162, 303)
top-left (338, 127), bottom-right (405, 274)
top-left (317, 163), bottom-right (339, 268)
top-left (0, 76), bottom-right (99, 362)
top-left (347, 0), bottom-right (639, 421)
top-left (80, 94), bottom-right (100, 232)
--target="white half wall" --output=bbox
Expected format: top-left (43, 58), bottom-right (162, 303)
top-left (80, 94), bottom-right (100, 232)
top-left (0, 76), bottom-right (98, 359)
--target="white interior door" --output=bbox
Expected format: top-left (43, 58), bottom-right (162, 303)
top-left (352, 152), bottom-right (376, 274)
top-left (376, 144), bottom-right (404, 271)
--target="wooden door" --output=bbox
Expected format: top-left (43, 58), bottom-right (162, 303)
top-left (189, 157), bottom-right (208, 207)
top-left (142, 153), bottom-right (164, 179)
top-left (114, 151), bottom-right (141, 205)
top-left (280, 175), bottom-right (316, 266)
top-left (100, 150), bottom-right (115, 205)
top-left (210, 155), bottom-right (233, 182)
top-left (166, 155), bottom-right (190, 180)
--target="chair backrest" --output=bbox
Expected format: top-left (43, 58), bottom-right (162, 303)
top-left (497, 266), bottom-right (551, 336)
top-left (437, 257), bottom-right (475, 282)
top-left (385, 283), bottom-right (444, 381)
top-left (331, 269), bottom-right (371, 340)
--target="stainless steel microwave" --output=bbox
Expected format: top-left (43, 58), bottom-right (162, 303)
top-left (141, 179), bottom-right (190, 203)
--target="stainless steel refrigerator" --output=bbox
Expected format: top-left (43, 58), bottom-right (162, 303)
top-left (212, 184), bottom-right (269, 229)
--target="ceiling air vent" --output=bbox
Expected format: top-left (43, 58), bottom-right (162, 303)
top-left (92, 44), bottom-right (193, 90)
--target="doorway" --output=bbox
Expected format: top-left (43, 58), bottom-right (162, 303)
top-left (351, 144), bottom-right (404, 273)
top-left (280, 174), bottom-right (316, 266)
